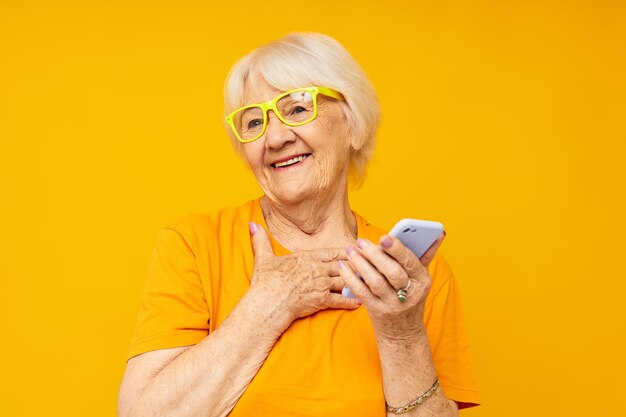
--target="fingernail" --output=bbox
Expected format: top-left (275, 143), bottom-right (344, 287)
top-left (249, 222), bottom-right (258, 235)
top-left (346, 246), bottom-right (355, 256)
top-left (338, 260), bottom-right (344, 269)
top-left (356, 238), bottom-right (369, 249)
top-left (381, 236), bottom-right (393, 249)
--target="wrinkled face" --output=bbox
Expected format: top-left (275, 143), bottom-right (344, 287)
top-left (240, 75), bottom-right (351, 205)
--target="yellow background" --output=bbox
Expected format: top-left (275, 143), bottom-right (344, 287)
top-left (2, 1), bottom-right (625, 415)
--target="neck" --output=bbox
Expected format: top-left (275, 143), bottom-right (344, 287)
top-left (260, 185), bottom-right (357, 252)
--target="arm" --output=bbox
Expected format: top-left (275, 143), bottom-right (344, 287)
top-left (339, 233), bottom-right (460, 416)
top-left (119, 224), bottom-right (358, 417)
top-left (118, 286), bottom-right (291, 417)
top-left (376, 330), bottom-right (459, 416)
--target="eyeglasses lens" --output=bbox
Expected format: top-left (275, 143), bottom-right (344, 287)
top-left (234, 107), bottom-right (264, 141)
top-left (277, 91), bottom-right (315, 124)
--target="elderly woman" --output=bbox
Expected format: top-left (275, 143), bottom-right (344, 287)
top-left (118, 33), bottom-right (480, 417)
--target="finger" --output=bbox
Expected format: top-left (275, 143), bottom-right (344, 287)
top-left (324, 260), bottom-right (347, 277)
top-left (249, 222), bottom-right (274, 261)
top-left (355, 238), bottom-right (409, 290)
top-left (379, 234), bottom-right (427, 278)
top-left (329, 275), bottom-right (347, 293)
top-left (345, 247), bottom-right (397, 302)
top-left (306, 247), bottom-right (349, 262)
top-left (419, 231), bottom-right (446, 267)
top-left (338, 260), bottom-right (385, 308)
top-left (324, 292), bottom-right (361, 310)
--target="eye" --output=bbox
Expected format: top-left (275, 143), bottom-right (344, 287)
top-left (246, 119), bottom-right (263, 130)
top-left (291, 106), bottom-right (307, 114)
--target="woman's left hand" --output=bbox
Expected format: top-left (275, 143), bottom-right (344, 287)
top-left (338, 232), bottom-right (446, 342)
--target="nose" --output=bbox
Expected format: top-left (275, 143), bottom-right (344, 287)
top-left (263, 110), bottom-right (296, 149)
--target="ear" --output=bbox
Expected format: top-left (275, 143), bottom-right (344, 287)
top-left (338, 102), bottom-right (362, 152)
top-left (346, 125), bottom-right (364, 153)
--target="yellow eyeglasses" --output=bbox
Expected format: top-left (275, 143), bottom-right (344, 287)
top-left (225, 86), bottom-right (345, 143)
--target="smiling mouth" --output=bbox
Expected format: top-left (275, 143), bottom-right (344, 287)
top-left (271, 153), bottom-right (312, 169)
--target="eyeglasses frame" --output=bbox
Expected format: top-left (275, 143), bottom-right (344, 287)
top-left (225, 86), bottom-right (345, 143)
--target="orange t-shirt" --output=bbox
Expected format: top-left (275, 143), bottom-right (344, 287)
top-left (127, 198), bottom-right (481, 415)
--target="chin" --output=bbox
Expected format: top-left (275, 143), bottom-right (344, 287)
top-left (268, 179), bottom-right (318, 205)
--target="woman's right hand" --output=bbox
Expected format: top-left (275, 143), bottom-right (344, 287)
top-left (248, 222), bottom-right (361, 331)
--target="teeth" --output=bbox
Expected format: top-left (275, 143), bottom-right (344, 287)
top-left (274, 154), bottom-right (308, 168)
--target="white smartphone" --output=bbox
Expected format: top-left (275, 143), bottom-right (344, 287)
top-left (342, 218), bottom-right (445, 299)
top-left (388, 218), bottom-right (444, 259)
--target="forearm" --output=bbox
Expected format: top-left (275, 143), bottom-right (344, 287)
top-left (376, 330), bottom-right (456, 417)
top-left (128, 288), bottom-right (291, 417)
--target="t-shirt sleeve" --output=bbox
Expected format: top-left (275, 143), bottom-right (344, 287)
top-left (126, 226), bottom-right (210, 362)
top-left (424, 252), bottom-right (481, 408)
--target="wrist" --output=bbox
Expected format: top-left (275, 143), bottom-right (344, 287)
top-left (243, 285), bottom-right (294, 336)
top-left (376, 333), bottom-right (428, 358)
top-left (375, 326), bottom-right (431, 364)
top-left (373, 320), bottom-right (426, 345)
top-left (370, 304), bottom-right (426, 340)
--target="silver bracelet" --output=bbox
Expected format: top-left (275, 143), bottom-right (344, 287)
top-left (385, 378), bottom-right (440, 414)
